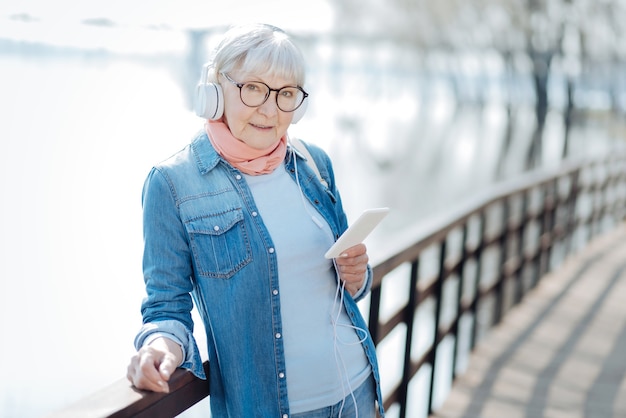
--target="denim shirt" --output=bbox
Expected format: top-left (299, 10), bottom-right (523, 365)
top-left (134, 130), bottom-right (385, 418)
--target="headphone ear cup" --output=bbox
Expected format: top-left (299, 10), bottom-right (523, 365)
top-left (194, 82), bottom-right (224, 120)
top-left (291, 96), bottom-right (308, 124)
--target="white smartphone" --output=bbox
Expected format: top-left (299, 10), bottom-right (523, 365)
top-left (324, 208), bottom-right (390, 259)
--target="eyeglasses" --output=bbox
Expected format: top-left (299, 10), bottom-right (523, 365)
top-left (221, 73), bottom-right (308, 113)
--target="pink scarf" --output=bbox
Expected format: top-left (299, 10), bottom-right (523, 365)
top-left (205, 121), bottom-right (287, 175)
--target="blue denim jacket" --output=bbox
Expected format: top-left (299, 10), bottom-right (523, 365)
top-left (134, 130), bottom-right (385, 417)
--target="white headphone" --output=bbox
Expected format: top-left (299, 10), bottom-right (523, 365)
top-left (194, 64), bottom-right (308, 124)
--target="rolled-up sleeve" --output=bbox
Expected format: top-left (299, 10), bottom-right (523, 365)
top-left (134, 321), bottom-right (205, 379)
top-left (352, 264), bottom-right (373, 302)
top-left (136, 167), bottom-right (206, 379)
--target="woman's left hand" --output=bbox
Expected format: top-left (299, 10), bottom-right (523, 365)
top-left (334, 243), bottom-right (369, 296)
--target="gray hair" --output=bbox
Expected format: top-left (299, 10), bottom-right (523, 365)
top-left (207, 23), bottom-right (306, 87)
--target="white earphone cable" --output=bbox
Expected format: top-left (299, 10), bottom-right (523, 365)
top-left (291, 143), bottom-right (366, 417)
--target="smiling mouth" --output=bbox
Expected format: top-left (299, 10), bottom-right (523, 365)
top-left (251, 123), bottom-right (273, 129)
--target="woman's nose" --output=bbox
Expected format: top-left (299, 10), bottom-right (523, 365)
top-left (258, 92), bottom-right (279, 116)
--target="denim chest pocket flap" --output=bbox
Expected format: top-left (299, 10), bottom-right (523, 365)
top-left (184, 207), bottom-right (252, 279)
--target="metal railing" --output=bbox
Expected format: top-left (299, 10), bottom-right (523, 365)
top-left (367, 153), bottom-right (626, 416)
top-left (50, 153), bottom-right (626, 418)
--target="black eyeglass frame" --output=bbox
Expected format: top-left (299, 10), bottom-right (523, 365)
top-left (221, 72), bottom-right (308, 112)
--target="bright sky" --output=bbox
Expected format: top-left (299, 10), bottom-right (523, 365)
top-left (0, 0), bottom-right (335, 31)
top-left (0, 0), bottom-right (336, 55)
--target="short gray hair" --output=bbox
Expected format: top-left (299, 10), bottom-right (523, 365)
top-left (207, 23), bottom-right (306, 86)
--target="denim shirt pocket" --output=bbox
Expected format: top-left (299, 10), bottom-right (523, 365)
top-left (184, 207), bottom-right (252, 279)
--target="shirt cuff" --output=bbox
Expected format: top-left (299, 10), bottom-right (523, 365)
top-left (352, 264), bottom-right (373, 302)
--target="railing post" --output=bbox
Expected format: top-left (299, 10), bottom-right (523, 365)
top-left (494, 197), bottom-right (510, 325)
top-left (368, 283), bottom-right (382, 345)
top-left (531, 183), bottom-right (547, 288)
top-left (451, 222), bottom-right (470, 380)
top-left (514, 188), bottom-right (529, 304)
top-left (470, 211), bottom-right (487, 350)
top-left (399, 259), bottom-right (419, 418)
top-left (427, 239), bottom-right (447, 415)
top-left (536, 178), bottom-right (557, 280)
top-left (564, 169), bottom-right (579, 257)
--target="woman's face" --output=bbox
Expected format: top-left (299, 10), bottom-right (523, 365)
top-left (220, 71), bottom-right (296, 150)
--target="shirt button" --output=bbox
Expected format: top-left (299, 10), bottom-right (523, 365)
top-left (283, 414), bottom-right (288, 418)
top-left (279, 372), bottom-right (285, 379)
top-left (275, 333), bottom-right (281, 339)
top-left (269, 248), bottom-right (275, 254)
top-left (273, 289), bottom-right (279, 296)
top-left (213, 225), bottom-right (220, 231)
top-left (252, 211), bottom-right (258, 217)
top-left (235, 174), bottom-right (242, 180)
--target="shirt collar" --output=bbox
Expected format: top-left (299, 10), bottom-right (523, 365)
top-left (190, 130), bottom-right (222, 175)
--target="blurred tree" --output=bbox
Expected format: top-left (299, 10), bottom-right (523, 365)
top-left (332, 0), bottom-right (625, 170)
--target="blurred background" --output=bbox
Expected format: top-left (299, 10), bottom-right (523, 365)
top-left (0, 0), bottom-right (624, 416)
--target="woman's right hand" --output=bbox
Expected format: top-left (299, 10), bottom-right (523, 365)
top-left (126, 336), bottom-right (183, 393)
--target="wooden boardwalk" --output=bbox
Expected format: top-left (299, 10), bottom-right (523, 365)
top-left (434, 223), bottom-right (626, 418)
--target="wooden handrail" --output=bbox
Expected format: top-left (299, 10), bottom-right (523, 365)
top-left (48, 362), bottom-right (210, 418)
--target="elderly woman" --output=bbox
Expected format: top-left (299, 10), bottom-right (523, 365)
top-left (126, 23), bottom-right (385, 418)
